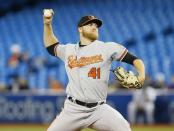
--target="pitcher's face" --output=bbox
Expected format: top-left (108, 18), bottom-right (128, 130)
top-left (79, 23), bottom-right (99, 41)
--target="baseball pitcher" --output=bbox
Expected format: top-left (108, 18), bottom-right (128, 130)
top-left (43, 9), bottom-right (145, 131)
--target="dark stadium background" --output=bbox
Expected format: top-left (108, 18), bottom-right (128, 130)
top-left (0, 0), bottom-right (174, 131)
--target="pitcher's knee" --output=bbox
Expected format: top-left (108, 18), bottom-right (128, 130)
top-left (47, 127), bottom-right (52, 131)
top-left (111, 120), bottom-right (131, 131)
top-left (47, 128), bottom-right (50, 131)
top-left (126, 123), bottom-right (132, 131)
top-left (123, 120), bottom-right (131, 131)
top-left (47, 126), bottom-right (55, 131)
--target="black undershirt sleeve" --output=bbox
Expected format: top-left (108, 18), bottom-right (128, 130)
top-left (46, 43), bottom-right (58, 56)
top-left (121, 52), bottom-right (139, 65)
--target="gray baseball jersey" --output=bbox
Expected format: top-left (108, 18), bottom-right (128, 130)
top-left (48, 40), bottom-right (131, 131)
top-left (55, 40), bottom-right (128, 102)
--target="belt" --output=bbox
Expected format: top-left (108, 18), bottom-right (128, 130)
top-left (68, 96), bottom-right (104, 108)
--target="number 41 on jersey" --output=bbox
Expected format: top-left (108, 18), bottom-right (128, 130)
top-left (88, 67), bottom-right (100, 79)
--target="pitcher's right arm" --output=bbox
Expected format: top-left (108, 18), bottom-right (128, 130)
top-left (43, 9), bottom-right (59, 56)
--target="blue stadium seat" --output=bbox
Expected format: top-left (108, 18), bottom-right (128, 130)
top-left (0, 0), bottom-right (174, 88)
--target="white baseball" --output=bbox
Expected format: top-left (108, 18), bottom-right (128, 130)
top-left (44, 10), bottom-right (52, 18)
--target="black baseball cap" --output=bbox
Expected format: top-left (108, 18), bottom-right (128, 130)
top-left (78, 15), bottom-right (102, 28)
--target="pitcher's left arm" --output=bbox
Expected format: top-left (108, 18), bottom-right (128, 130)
top-left (122, 52), bottom-right (145, 85)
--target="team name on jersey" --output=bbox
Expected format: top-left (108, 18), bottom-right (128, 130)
top-left (68, 54), bottom-right (103, 68)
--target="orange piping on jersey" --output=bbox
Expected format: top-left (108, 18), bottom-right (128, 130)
top-left (118, 49), bottom-right (128, 61)
top-left (54, 45), bottom-right (58, 56)
top-left (68, 54), bottom-right (103, 68)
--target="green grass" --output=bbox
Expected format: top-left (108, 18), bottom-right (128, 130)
top-left (132, 126), bottom-right (174, 131)
top-left (0, 125), bottom-right (174, 131)
top-left (0, 127), bottom-right (44, 131)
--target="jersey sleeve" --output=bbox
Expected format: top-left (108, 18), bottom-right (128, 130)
top-left (54, 44), bottom-right (67, 61)
top-left (106, 42), bottom-right (128, 61)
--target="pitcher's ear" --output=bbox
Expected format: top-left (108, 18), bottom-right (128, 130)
top-left (78, 27), bottom-right (82, 33)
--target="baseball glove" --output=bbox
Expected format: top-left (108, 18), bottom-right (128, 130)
top-left (113, 66), bottom-right (142, 89)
